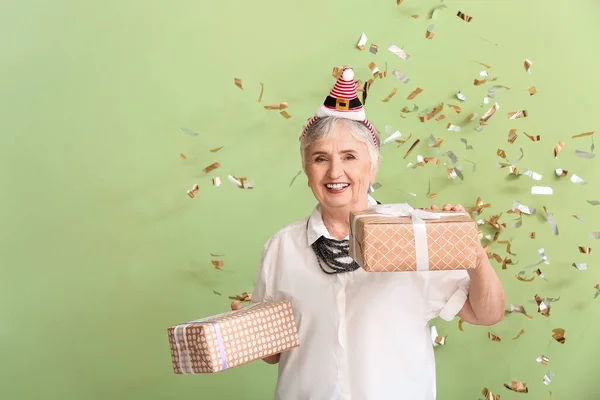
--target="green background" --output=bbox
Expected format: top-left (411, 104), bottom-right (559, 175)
top-left (1, 0), bottom-right (598, 399)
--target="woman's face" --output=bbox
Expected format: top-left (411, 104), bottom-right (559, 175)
top-left (304, 122), bottom-right (378, 212)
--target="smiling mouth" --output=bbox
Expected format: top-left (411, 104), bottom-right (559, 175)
top-left (325, 183), bottom-right (350, 192)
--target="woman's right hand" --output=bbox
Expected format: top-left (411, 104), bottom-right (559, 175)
top-left (230, 301), bottom-right (281, 365)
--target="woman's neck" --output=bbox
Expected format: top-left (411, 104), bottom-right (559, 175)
top-left (321, 198), bottom-right (369, 240)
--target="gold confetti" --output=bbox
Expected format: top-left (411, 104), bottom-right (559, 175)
top-left (407, 87), bottom-right (423, 100)
top-left (280, 111), bottom-right (292, 119)
top-left (511, 304), bottom-right (533, 319)
top-left (368, 61), bottom-right (380, 76)
top-left (395, 132), bottom-right (412, 146)
top-left (578, 246), bottom-right (592, 254)
top-left (488, 332), bottom-right (502, 342)
top-left (228, 292), bottom-right (252, 302)
top-left (209, 253), bottom-right (225, 257)
top-left (186, 183), bottom-right (199, 198)
top-left (481, 388), bottom-right (500, 400)
top-left (458, 319), bottom-right (464, 331)
top-left (516, 272), bottom-right (535, 282)
top-left (403, 139), bottom-right (421, 159)
top-left (552, 328), bottom-right (566, 344)
top-left (419, 104), bottom-right (443, 122)
top-left (572, 131), bottom-right (595, 139)
top-left (202, 162), bottom-right (221, 174)
top-left (530, 232), bottom-right (536, 239)
top-left (257, 82), bottom-right (264, 102)
top-left (537, 355), bottom-right (550, 365)
top-left (435, 114), bottom-right (446, 121)
top-left (382, 88), bottom-right (398, 102)
top-left (524, 59), bottom-right (533, 73)
top-left (480, 103), bottom-right (500, 125)
top-left (497, 149), bottom-right (507, 159)
top-left (448, 104), bottom-right (462, 113)
top-left (554, 141), bottom-right (565, 159)
top-left (473, 78), bottom-right (487, 86)
top-left (369, 43), bottom-right (378, 54)
top-left (264, 102), bottom-right (288, 110)
top-left (528, 86), bottom-right (537, 95)
top-left (594, 284), bottom-right (600, 298)
top-left (513, 329), bottom-right (525, 340)
top-left (508, 110), bottom-right (528, 119)
top-left (180, 153), bottom-right (187, 160)
top-left (426, 24), bottom-right (435, 39)
top-left (212, 177), bottom-right (222, 187)
top-left (209, 146), bottom-right (224, 153)
top-left (332, 66), bottom-right (343, 79)
top-left (457, 11), bottom-right (472, 22)
top-left (211, 260), bottom-right (224, 270)
top-left (362, 79), bottom-right (373, 105)
top-left (234, 78), bottom-right (243, 90)
top-left (508, 129), bottom-right (518, 144)
top-left (504, 380), bottom-right (529, 393)
top-left (470, 197), bottom-right (491, 217)
top-left (401, 105), bottom-right (418, 113)
top-left (429, 135), bottom-right (444, 148)
top-left (534, 295), bottom-right (551, 317)
top-left (410, 14), bottom-right (419, 19)
top-left (397, 0), bottom-right (404, 4)
top-left (524, 132), bottom-right (540, 141)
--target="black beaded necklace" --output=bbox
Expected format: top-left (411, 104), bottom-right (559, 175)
top-left (307, 201), bottom-right (380, 275)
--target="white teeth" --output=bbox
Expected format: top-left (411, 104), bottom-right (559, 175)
top-left (326, 183), bottom-right (349, 190)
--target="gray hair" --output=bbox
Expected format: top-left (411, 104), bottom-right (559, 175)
top-left (300, 116), bottom-right (381, 172)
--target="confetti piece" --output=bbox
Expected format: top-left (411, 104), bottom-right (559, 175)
top-left (180, 153), bottom-right (187, 160)
top-left (447, 123), bottom-right (461, 132)
top-left (534, 295), bottom-right (551, 317)
top-left (578, 246), bottom-right (592, 254)
top-left (356, 32), bottom-right (367, 50)
top-left (403, 139), bottom-right (421, 159)
top-left (511, 304), bottom-right (533, 319)
top-left (512, 200), bottom-right (536, 215)
top-left (587, 200), bottom-right (600, 206)
top-left (460, 138), bottom-right (473, 150)
top-left (368, 62), bottom-right (380, 76)
top-left (419, 104), bottom-right (443, 122)
top-left (570, 174), bottom-right (587, 184)
top-left (488, 332), bottom-right (501, 342)
top-left (530, 232), bottom-right (536, 239)
top-left (447, 167), bottom-right (464, 180)
top-left (369, 43), bottom-right (379, 54)
top-left (590, 232), bottom-right (600, 239)
top-left (391, 69), bottom-right (410, 84)
top-left (473, 78), bottom-right (487, 86)
top-left (524, 59), bottom-right (533, 73)
top-left (395, 132), bottom-right (412, 147)
top-left (488, 85), bottom-right (510, 99)
top-left (280, 111), bottom-right (292, 119)
top-left (572, 263), bottom-right (587, 270)
top-left (370, 182), bottom-right (383, 192)
top-left (410, 14), bottom-right (419, 18)
top-left (181, 127), bottom-right (199, 137)
top-left (573, 215), bottom-right (584, 221)
top-left (384, 131), bottom-right (403, 145)
top-left (537, 355), bottom-right (550, 365)
top-left (382, 88), bottom-right (398, 102)
top-left (508, 110), bottom-right (528, 119)
top-left (456, 92), bottom-right (468, 101)
top-left (554, 141), bottom-right (565, 158)
top-left (529, 86), bottom-right (537, 95)
top-left (544, 371), bottom-right (554, 386)
top-left (521, 132), bottom-right (539, 142)
top-left (458, 319), bottom-right (464, 331)
top-left (539, 248), bottom-right (550, 264)
top-left (532, 186), bottom-right (553, 195)
top-left (555, 168), bottom-right (568, 177)
top-left (209, 252), bottom-right (225, 257)
top-left (508, 129), bottom-right (518, 144)
top-left (513, 329), bottom-right (525, 340)
top-left (289, 170), bottom-right (302, 187)
top-left (481, 388), bottom-right (500, 400)
top-left (516, 271), bottom-right (534, 282)
top-left (430, 326), bottom-right (446, 346)
top-left (552, 328), bottom-right (566, 344)
top-left (480, 103), bottom-right (500, 125)
top-left (504, 381), bottom-right (528, 393)
top-left (264, 102), bottom-right (288, 110)
top-left (428, 135), bottom-right (443, 148)
top-left (524, 169), bottom-right (542, 181)
top-left (203, 162), bottom-right (221, 174)
top-left (209, 146), bottom-right (224, 153)
top-left (212, 177), bottom-right (222, 187)
top-left (447, 104), bottom-right (462, 114)
top-left (211, 260), bottom-right (224, 270)
top-left (228, 292), bottom-right (252, 302)
top-left (426, 24), bottom-right (435, 39)
top-left (212, 290), bottom-right (222, 296)
top-left (361, 79), bottom-right (373, 105)
top-left (456, 11), bottom-right (472, 22)
top-left (594, 284), bottom-right (600, 298)
top-left (186, 184), bottom-right (199, 198)
top-left (401, 105), bottom-right (418, 113)
top-left (388, 45), bottom-right (409, 60)
top-left (574, 150), bottom-right (596, 159)
top-left (429, 3), bottom-right (447, 19)
top-left (234, 78), bottom-right (243, 90)
top-left (407, 87), bottom-right (423, 100)
top-left (572, 131), bottom-right (595, 139)
top-left (257, 82), bottom-right (265, 102)
top-left (434, 114), bottom-right (446, 122)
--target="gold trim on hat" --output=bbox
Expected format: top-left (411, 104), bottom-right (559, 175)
top-left (335, 98), bottom-right (350, 110)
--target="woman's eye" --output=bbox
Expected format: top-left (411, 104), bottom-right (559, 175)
top-left (315, 157), bottom-right (326, 162)
top-left (345, 154), bottom-right (356, 160)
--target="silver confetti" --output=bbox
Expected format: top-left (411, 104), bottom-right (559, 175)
top-left (460, 138), bottom-right (473, 150)
top-left (392, 69), bottom-right (410, 84)
top-left (575, 150), bottom-right (596, 159)
top-left (442, 151), bottom-right (459, 164)
top-left (388, 44), bottom-right (409, 60)
top-left (181, 127), bottom-right (199, 137)
top-left (570, 174), bottom-right (588, 184)
top-left (572, 263), bottom-right (588, 270)
top-left (523, 169), bottom-right (542, 181)
top-left (543, 371), bottom-right (554, 386)
top-left (456, 91), bottom-right (468, 101)
top-left (589, 232), bottom-right (600, 239)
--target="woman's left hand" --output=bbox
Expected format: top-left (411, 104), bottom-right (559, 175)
top-left (429, 203), bottom-right (466, 213)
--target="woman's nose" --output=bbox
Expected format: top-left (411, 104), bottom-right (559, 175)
top-left (327, 159), bottom-right (343, 178)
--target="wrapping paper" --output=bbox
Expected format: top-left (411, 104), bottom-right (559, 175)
top-left (167, 301), bottom-right (299, 374)
top-left (349, 204), bottom-right (479, 272)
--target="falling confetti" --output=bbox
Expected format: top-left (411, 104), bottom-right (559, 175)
top-left (258, 82), bottom-right (264, 102)
top-left (513, 329), bottom-right (525, 340)
top-left (528, 86), bottom-right (537, 95)
top-left (203, 162), bottom-right (221, 174)
top-left (524, 132), bottom-right (540, 141)
top-left (212, 177), bottom-right (222, 187)
top-left (210, 146), bottom-right (224, 153)
top-left (403, 139), bottom-right (421, 159)
top-left (429, 3), bottom-right (447, 19)
top-left (356, 32), bottom-right (368, 50)
top-left (524, 59), bottom-right (533, 73)
top-left (289, 170), bottom-right (302, 187)
top-left (382, 88), bottom-right (398, 102)
top-left (280, 111), bottom-right (292, 119)
top-left (211, 260), bottom-right (224, 270)
top-left (186, 184), bottom-right (199, 199)
top-left (572, 131), bottom-right (594, 139)
top-left (180, 153), bottom-right (187, 160)
top-left (460, 138), bottom-right (473, 150)
top-left (488, 332), bottom-right (502, 342)
top-left (554, 141), bottom-right (565, 158)
top-left (508, 110), bottom-right (528, 119)
top-left (228, 292), bottom-right (252, 302)
top-left (264, 102), bottom-right (288, 110)
top-left (369, 43), bottom-right (378, 54)
top-left (388, 44), bottom-right (409, 60)
top-left (551, 328), bottom-right (566, 344)
top-left (234, 78), bottom-right (243, 90)
top-left (426, 24), bottom-right (435, 39)
top-left (578, 246), bottom-right (592, 254)
top-left (456, 11), bottom-right (472, 22)
top-left (407, 87), bottom-right (423, 100)
top-left (480, 103), bottom-right (500, 125)
top-left (181, 127), bottom-right (199, 137)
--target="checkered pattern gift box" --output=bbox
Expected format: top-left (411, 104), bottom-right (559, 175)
top-left (349, 203), bottom-right (479, 272)
top-left (167, 301), bottom-right (300, 374)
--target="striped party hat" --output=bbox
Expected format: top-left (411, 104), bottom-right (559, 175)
top-left (301, 66), bottom-right (378, 147)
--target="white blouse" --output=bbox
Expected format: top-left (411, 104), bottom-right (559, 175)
top-left (251, 196), bottom-right (470, 400)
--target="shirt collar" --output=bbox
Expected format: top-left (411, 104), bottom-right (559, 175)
top-left (307, 195), bottom-right (378, 246)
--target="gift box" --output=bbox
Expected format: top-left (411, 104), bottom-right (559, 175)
top-left (349, 204), bottom-right (479, 272)
top-left (167, 301), bottom-right (299, 374)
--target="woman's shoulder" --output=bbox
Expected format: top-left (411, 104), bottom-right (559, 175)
top-left (263, 217), bottom-right (309, 252)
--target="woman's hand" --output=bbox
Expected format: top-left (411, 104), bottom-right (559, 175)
top-left (230, 301), bottom-right (281, 365)
top-left (430, 203), bottom-right (466, 213)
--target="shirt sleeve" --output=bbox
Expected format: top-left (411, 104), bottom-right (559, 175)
top-left (251, 239), bottom-right (275, 304)
top-left (425, 271), bottom-right (471, 322)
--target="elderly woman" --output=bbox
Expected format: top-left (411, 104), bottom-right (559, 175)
top-left (231, 67), bottom-right (505, 400)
